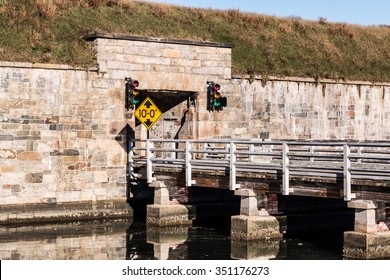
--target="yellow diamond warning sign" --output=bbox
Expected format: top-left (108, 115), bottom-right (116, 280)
top-left (135, 97), bottom-right (162, 130)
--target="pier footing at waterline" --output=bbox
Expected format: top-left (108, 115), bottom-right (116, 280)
top-left (146, 181), bottom-right (192, 227)
top-left (231, 189), bottom-right (282, 242)
top-left (231, 215), bottom-right (282, 241)
top-left (344, 231), bottom-right (390, 259)
top-left (343, 199), bottom-right (390, 259)
top-left (146, 204), bottom-right (192, 226)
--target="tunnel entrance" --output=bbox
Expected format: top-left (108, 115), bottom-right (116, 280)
top-left (134, 89), bottom-right (198, 139)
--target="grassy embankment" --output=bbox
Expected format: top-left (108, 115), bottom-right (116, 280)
top-left (1, 0), bottom-right (390, 82)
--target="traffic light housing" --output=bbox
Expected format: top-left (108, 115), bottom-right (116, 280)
top-left (125, 78), bottom-right (140, 110)
top-left (207, 81), bottom-right (227, 112)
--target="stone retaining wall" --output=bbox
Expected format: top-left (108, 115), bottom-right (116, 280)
top-left (1, 34), bottom-right (390, 222)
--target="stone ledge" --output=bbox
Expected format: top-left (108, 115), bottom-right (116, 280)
top-left (232, 73), bottom-right (390, 86)
top-left (0, 61), bottom-right (99, 72)
top-left (84, 33), bottom-right (235, 49)
top-left (0, 200), bottom-right (133, 225)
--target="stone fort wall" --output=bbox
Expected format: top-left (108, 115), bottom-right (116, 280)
top-left (1, 34), bottom-right (390, 222)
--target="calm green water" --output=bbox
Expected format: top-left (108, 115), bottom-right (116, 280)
top-left (0, 219), bottom-right (345, 260)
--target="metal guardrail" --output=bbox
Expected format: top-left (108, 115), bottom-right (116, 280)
top-left (129, 139), bottom-right (390, 201)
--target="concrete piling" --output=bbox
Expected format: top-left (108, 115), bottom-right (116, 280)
top-left (231, 189), bottom-right (281, 242)
top-left (146, 181), bottom-right (192, 227)
top-left (344, 200), bottom-right (390, 259)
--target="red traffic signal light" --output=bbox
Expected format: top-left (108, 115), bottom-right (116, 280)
top-left (125, 78), bottom-right (140, 111)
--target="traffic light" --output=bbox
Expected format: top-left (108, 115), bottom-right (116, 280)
top-left (125, 77), bottom-right (140, 110)
top-left (207, 81), bottom-right (227, 112)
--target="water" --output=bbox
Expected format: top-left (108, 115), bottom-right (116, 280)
top-left (0, 219), bottom-right (346, 260)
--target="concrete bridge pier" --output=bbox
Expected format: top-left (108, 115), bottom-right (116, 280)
top-left (230, 189), bottom-right (282, 259)
top-left (146, 181), bottom-right (192, 227)
top-left (344, 200), bottom-right (390, 259)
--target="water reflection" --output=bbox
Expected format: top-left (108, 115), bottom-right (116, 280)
top-left (0, 219), bottom-right (133, 260)
top-left (231, 239), bottom-right (282, 260)
top-left (0, 219), bottom-right (347, 260)
top-left (146, 226), bottom-right (189, 260)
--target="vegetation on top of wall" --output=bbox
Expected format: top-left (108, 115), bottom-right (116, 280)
top-left (1, 0), bottom-right (390, 82)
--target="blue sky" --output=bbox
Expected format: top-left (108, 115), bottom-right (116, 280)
top-left (146, 0), bottom-right (390, 26)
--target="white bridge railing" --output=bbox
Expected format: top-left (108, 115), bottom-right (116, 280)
top-left (129, 139), bottom-right (390, 201)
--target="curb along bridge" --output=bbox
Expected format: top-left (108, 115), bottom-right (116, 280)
top-left (129, 139), bottom-right (390, 202)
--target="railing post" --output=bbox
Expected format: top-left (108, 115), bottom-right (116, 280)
top-left (310, 146), bottom-right (315, 163)
top-left (282, 142), bottom-right (290, 195)
top-left (249, 142), bottom-right (254, 162)
top-left (185, 141), bottom-right (193, 186)
top-left (169, 141), bottom-right (176, 159)
top-left (230, 140), bottom-right (240, 190)
top-left (343, 144), bottom-right (355, 201)
top-left (146, 140), bottom-right (155, 183)
top-left (357, 146), bottom-right (362, 163)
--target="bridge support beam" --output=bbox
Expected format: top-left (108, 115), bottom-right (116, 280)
top-left (146, 181), bottom-right (192, 227)
top-left (344, 200), bottom-right (390, 259)
top-left (231, 189), bottom-right (282, 259)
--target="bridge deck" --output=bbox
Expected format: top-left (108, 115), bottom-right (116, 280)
top-left (129, 139), bottom-right (390, 202)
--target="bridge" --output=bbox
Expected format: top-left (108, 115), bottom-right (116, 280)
top-left (130, 138), bottom-right (390, 201)
top-left (128, 138), bottom-right (390, 259)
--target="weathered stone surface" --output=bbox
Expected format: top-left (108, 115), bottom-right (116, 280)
top-left (146, 204), bottom-right (192, 226)
top-left (0, 135), bottom-right (14, 141)
top-left (25, 173), bottom-right (43, 183)
top-left (0, 200), bottom-right (133, 224)
top-left (344, 231), bottom-right (390, 259)
top-left (0, 166), bottom-right (16, 173)
top-left (231, 215), bottom-right (281, 242)
top-left (94, 171), bottom-right (109, 183)
top-left (154, 187), bottom-right (170, 205)
top-left (354, 209), bottom-right (377, 233)
top-left (348, 200), bottom-right (377, 210)
top-left (150, 181), bottom-right (167, 189)
top-left (17, 151), bottom-right (42, 161)
top-left (235, 188), bottom-right (259, 216)
top-left (77, 130), bottom-right (92, 138)
top-left (0, 149), bottom-right (16, 159)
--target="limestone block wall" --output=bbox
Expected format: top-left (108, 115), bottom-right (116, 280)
top-left (87, 34), bottom-right (233, 140)
top-left (0, 62), bottom-right (128, 214)
top-left (88, 34), bottom-right (232, 90)
top-left (1, 34), bottom-right (390, 222)
top-left (0, 35), bottom-right (234, 221)
top-left (209, 77), bottom-right (390, 140)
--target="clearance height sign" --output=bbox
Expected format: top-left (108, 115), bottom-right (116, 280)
top-left (135, 97), bottom-right (162, 130)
